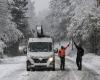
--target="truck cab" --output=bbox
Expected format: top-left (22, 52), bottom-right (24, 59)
top-left (26, 38), bottom-right (55, 71)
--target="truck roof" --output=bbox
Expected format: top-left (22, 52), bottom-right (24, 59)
top-left (28, 38), bottom-right (52, 42)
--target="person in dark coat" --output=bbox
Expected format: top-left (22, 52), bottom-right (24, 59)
top-left (73, 41), bottom-right (84, 70)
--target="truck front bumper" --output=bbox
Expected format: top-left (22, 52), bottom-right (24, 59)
top-left (27, 59), bottom-right (54, 69)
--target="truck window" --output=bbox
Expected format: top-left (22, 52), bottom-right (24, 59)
top-left (28, 42), bottom-right (52, 52)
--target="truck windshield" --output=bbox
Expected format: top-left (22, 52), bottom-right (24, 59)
top-left (28, 42), bottom-right (52, 52)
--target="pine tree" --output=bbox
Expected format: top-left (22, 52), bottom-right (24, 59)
top-left (9, 0), bottom-right (29, 38)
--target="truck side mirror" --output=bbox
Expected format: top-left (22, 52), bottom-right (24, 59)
top-left (54, 48), bottom-right (58, 53)
top-left (23, 48), bottom-right (27, 54)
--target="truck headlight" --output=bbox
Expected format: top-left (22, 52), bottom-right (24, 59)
top-left (48, 57), bottom-right (53, 62)
top-left (19, 46), bottom-right (23, 51)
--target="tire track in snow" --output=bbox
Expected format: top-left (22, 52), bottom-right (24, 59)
top-left (0, 63), bottom-right (27, 80)
top-left (28, 58), bottom-right (77, 80)
top-left (55, 58), bottom-right (78, 80)
top-left (66, 58), bottom-right (99, 80)
top-left (27, 56), bottom-right (99, 80)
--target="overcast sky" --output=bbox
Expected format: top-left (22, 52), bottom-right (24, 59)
top-left (31, 0), bottom-right (50, 15)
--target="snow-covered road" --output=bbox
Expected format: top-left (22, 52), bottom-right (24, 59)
top-left (0, 56), bottom-right (28, 80)
top-left (28, 56), bottom-right (100, 80)
top-left (0, 56), bottom-right (100, 80)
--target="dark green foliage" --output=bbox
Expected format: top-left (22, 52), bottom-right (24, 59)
top-left (9, 0), bottom-right (29, 38)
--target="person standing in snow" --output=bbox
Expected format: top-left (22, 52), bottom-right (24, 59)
top-left (73, 40), bottom-right (84, 70)
top-left (58, 43), bottom-right (70, 70)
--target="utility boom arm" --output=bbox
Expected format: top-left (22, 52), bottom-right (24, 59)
top-left (36, 25), bottom-right (50, 38)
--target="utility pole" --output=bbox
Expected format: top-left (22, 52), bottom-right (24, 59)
top-left (71, 33), bottom-right (73, 50)
top-left (93, 26), bottom-right (97, 54)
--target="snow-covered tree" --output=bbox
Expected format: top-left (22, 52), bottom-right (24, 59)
top-left (9, 0), bottom-right (30, 38)
top-left (48, 0), bottom-right (100, 54)
top-left (26, 0), bottom-right (37, 37)
top-left (46, 0), bottom-right (72, 41)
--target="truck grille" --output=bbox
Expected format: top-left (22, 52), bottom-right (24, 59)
top-left (33, 58), bottom-right (48, 63)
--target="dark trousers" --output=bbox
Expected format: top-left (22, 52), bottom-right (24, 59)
top-left (60, 56), bottom-right (65, 70)
top-left (76, 57), bottom-right (82, 70)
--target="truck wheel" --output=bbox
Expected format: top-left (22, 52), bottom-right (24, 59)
top-left (52, 67), bottom-right (55, 71)
top-left (52, 62), bottom-right (55, 71)
top-left (32, 68), bottom-right (36, 71)
top-left (27, 67), bottom-right (30, 71)
top-left (26, 60), bottom-right (31, 71)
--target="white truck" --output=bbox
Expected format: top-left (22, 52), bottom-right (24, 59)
top-left (26, 38), bottom-right (55, 71)
top-left (25, 25), bottom-right (56, 71)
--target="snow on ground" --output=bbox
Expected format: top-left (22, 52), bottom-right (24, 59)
top-left (83, 53), bottom-right (100, 74)
top-left (0, 64), bottom-right (25, 80)
top-left (67, 52), bottom-right (100, 75)
top-left (83, 53), bottom-right (100, 69)
top-left (28, 55), bottom-right (100, 80)
top-left (0, 56), bottom-right (28, 80)
top-left (0, 42), bottom-right (100, 80)
top-left (0, 56), bottom-right (26, 64)
top-left (0, 54), bottom-right (100, 80)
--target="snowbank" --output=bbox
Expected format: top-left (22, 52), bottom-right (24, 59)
top-left (0, 56), bottom-right (26, 64)
top-left (0, 56), bottom-right (26, 80)
top-left (0, 64), bottom-right (24, 79)
top-left (83, 53), bottom-right (100, 74)
top-left (67, 53), bottom-right (100, 74)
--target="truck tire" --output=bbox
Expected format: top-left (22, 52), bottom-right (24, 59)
top-left (53, 66), bottom-right (55, 71)
top-left (26, 60), bottom-right (31, 71)
top-left (32, 68), bottom-right (35, 71)
top-left (27, 67), bottom-right (30, 71)
top-left (52, 62), bottom-right (55, 71)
